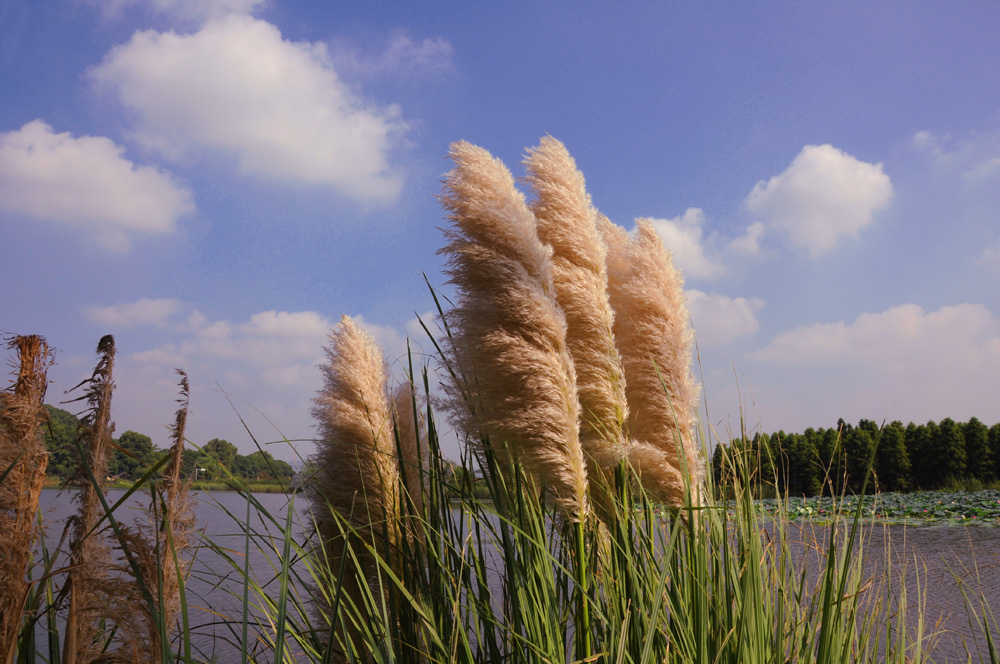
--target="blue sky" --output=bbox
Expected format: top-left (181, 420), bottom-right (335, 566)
top-left (3, 1), bottom-right (1000, 461)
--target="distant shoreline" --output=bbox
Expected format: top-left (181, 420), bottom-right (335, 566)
top-left (41, 478), bottom-right (295, 493)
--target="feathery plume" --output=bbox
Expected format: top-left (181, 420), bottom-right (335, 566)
top-left (524, 138), bottom-right (630, 470)
top-left (310, 315), bottom-right (402, 657)
top-left (601, 218), bottom-right (704, 505)
top-left (439, 140), bottom-right (590, 519)
top-left (0, 335), bottom-right (52, 663)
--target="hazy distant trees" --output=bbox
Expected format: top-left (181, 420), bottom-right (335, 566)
top-left (716, 415), bottom-right (1000, 496)
top-left (42, 406), bottom-right (294, 483)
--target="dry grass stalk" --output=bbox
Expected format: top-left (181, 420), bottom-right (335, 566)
top-left (0, 335), bottom-right (53, 663)
top-left (63, 334), bottom-right (117, 664)
top-left (92, 370), bottom-right (195, 663)
top-left (439, 140), bottom-right (590, 519)
top-left (600, 218), bottom-right (704, 506)
top-left (523, 138), bottom-right (630, 513)
top-left (391, 381), bottom-right (425, 523)
top-left (310, 315), bottom-right (403, 656)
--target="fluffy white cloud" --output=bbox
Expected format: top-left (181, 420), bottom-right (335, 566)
top-left (85, 297), bottom-right (184, 328)
top-left (90, 15), bottom-right (407, 201)
top-left (686, 290), bottom-right (765, 347)
top-left (0, 120), bottom-right (193, 252)
top-left (746, 144), bottom-right (893, 257)
top-left (647, 208), bottom-right (727, 280)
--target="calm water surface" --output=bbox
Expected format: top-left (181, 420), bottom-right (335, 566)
top-left (36, 490), bottom-right (1000, 663)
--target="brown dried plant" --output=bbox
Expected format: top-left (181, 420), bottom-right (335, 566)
top-left (0, 335), bottom-right (53, 664)
top-left (63, 334), bottom-right (117, 664)
top-left (523, 137), bottom-right (630, 515)
top-left (438, 140), bottom-right (590, 520)
top-left (600, 217), bottom-right (704, 507)
top-left (90, 370), bottom-right (194, 663)
top-left (310, 315), bottom-right (404, 657)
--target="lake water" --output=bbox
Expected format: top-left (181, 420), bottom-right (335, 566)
top-left (35, 489), bottom-right (1000, 663)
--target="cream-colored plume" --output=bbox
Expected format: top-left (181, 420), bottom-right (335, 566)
top-left (439, 140), bottom-right (590, 519)
top-left (600, 217), bottom-right (703, 505)
top-left (312, 315), bottom-right (400, 550)
top-left (524, 138), bottom-right (630, 511)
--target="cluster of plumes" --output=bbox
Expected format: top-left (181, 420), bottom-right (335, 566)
top-left (58, 337), bottom-right (194, 664)
top-left (0, 335), bottom-right (53, 661)
top-left (439, 137), bottom-right (703, 518)
top-left (309, 315), bottom-right (423, 653)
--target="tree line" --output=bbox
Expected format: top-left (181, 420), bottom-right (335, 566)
top-left (43, 405), bottom-right (294, 483)
top-left (712, 417), bottom-right (1000, 496)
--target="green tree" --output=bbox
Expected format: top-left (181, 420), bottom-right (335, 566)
top-left (876, 421), bottom-right (910, 492)
top-left (42, 405), bottom-right (80, 478)
top-left (933, 418), bottom-right (966, 485)
top-left (963, 417), bottom-right (993, 482)
top-left (990, 423), bottom-right (1000, 481)
top-left (906, 422), bottom-right (934, 489)
top-left (204, 438), bottom-right (238, 469)
top-left (844, 426), bottom-right (875, 494)
top-left (111, 430), bottom-right (156, 480)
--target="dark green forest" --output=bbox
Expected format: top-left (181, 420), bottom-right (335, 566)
top-left (713, 417), bottom-right (1000, 496)
top-left (43, 405), bottom-right (295, 483)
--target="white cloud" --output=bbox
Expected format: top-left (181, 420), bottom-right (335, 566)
top-left (978, 240), bottom-right (1000, 275)
top-left (745, 144), bottom-right (893, 257)
top-left (912, 128), bottom-right (1000, 185)
top-left (751, 303), bottom-right (1000, 366)
top-left (90, 15), bottom-right (407, 202)
top-left (686, 290), bottom-right (764, 347)
top-left (85, 297), bottom-right (183, 328)
top-left (91, 0), bottom-right (266, 22)
top-left (743, 303), bottom-right (1000, 430)
top-left (727, 221), bottom-right (765, 256)
top-left (647, 208), bottom-right (727, 280)
top-left (0, 120), bottom-right (193, 252)
top-left (333, 33), bottom-right (453, 77)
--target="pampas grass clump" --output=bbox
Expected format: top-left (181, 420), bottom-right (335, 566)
top-left (0, 335), bottom-right (53, 663)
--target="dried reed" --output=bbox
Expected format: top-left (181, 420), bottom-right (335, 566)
top-left (92, 370), bottom-right (194, 663)
top-left (524, 137), bottom-right (630, 513)
top-left (63, 334), bottom-right (117, 664)
top-left (391, 381), bottom-right (425, 522)
top-left (0, 335), bottom-right (53, 664)
top-left (600, 218), bottom-right (703, 506)
top-left (439, 140), bottom-right (590, 519)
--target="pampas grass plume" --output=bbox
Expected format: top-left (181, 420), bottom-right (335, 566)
top-left (439, 140), bottom-right (590, 519)
top-left (601, 218), bottom-right (704, 505)
top-left (524, 138), bottom-right (630, 512)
